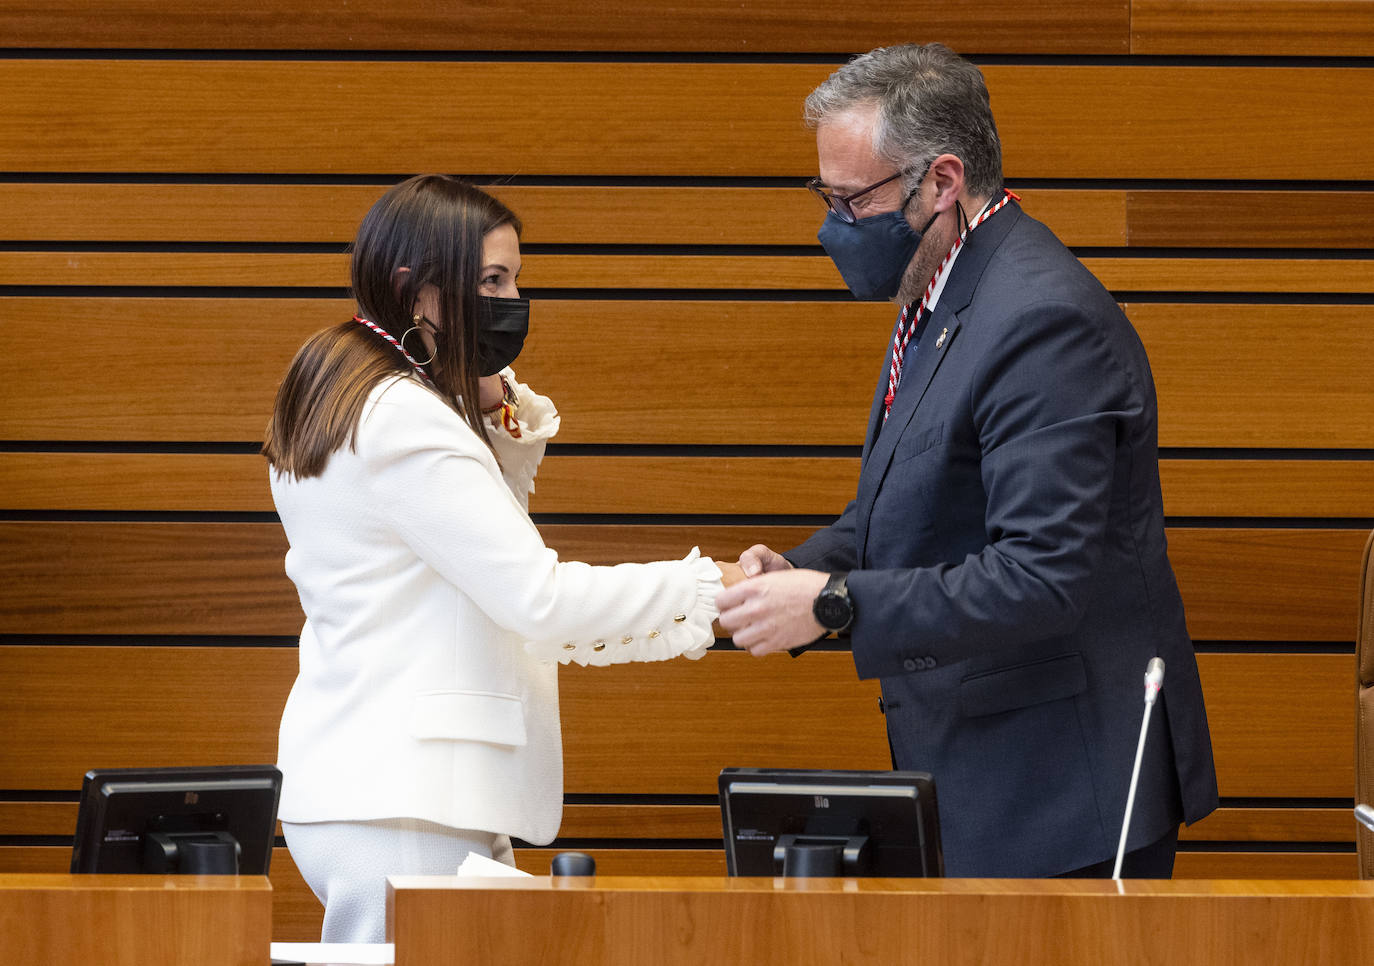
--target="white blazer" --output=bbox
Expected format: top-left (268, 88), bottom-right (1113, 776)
top-left (271, 372), bottom-right (720, 845)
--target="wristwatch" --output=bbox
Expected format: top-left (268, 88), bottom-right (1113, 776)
top-left (812, 572), bottom-right (854, 633)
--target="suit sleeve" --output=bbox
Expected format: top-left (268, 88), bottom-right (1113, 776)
top-left (357, 380), bottom-right (721, 666)
top-left (783, 497), bottom-right (860, 572)
top-left (845, 298), bottom-right (1142, 679)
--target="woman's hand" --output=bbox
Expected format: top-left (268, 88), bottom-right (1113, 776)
top-left (477, 374), bottom-right (505, 410)
top-left (717, 561), bottom-right (747, 588)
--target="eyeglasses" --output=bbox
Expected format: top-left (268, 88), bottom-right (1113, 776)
top-left (806, 160), bottom-right (933, 225)
top-left (806, 170), bottom-right (906, 225)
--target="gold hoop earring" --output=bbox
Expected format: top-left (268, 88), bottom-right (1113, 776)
top-left (400, 313), bottom-right (437, 367)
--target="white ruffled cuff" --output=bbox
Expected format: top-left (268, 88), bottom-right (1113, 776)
top-left (524, 548), bottom-right (723, 667)
top-left (486, 367), bottom-right (560, 508)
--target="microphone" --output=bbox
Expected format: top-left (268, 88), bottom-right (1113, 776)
top-left (1356, 804), bottom-right (1374, 833)
top-left (1144, 657), bottom-right (1164, 705)
top-left (550, 851), bottom-right (596, 876)
top-left (1113, 658), bottom-right (1165, 880)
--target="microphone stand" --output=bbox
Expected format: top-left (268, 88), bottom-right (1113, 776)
top-left (1113, 658), bottom-right (1165, 881)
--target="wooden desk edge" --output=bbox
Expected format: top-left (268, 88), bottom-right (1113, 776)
top-left (0, 871), bottom-right (274, 892)
top-left (388, 874), bottom-right (1374, 897)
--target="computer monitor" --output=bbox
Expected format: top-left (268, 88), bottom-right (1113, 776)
top-left (71, 764), bottom-right (282, 875)
top-left (719, 767), bottom-right (943, 877)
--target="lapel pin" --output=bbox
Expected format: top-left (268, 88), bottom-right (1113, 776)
top-left (935, 327), bottom-right (948, 349)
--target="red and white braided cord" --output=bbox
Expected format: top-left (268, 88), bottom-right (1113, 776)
top-left (353, 315), bottom-right (434, 385)
top-left (883, 190), bottom-right (1016, 421)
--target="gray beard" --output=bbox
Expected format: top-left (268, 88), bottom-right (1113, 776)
top-left (893, 200), bottom-right (957, 308)
top-left (895, 232), bottom-right (946, 308)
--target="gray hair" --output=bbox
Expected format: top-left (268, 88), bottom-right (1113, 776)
top-left (803, 44), bottom-right (1004, 200)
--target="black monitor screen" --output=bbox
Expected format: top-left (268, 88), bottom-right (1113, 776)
top-left (71, 764), bottom-right (282, 875)
top-left (719, 767), bottom-right (943, 877)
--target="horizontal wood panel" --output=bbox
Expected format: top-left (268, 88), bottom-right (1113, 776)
top-left (1132, 0), bottom-right (1374, 56)
top-left (0, 522), bottom-right (305, 636)
top-left (1127, 303), bottom-right (1374, 450)
top-left (7, 251), bottom-right (1374, 293)
top-left (1171, 851), bottom-right (1358, 879)
top-left (1180, 808), bottom-right (1358, 844)
top-left (0, 1), bottom-right (1128, 54)
top-left (0, 297), bottom-right (890, 444)
top-left (0, 453), bottom-right (866, 515)
top-left (0, 646), bottom-right (1354, 797)
top-left (5, 453), bottom-right (1374, 519)
top-left (0, 183), bottom-right (1124, 247)
top-left (0, 801), bottom-right (1355, 844)
top-left (1197, 653), bottom-right (1355, 798)
top-left (7, 184), bottom-right (1370, 250)
top-left (1168, 528), bottom-right (1367, 642)
top-left (0, 645), bottom-right (295, 788)
top-left (1089, 258), bottom-right (1374, 295)
top-left (4, 299), bottom-right (1372, 447)
top-left (1, 63), bottom-right (1369, 178)
top-left (0, 524), bottom-right (1364, 641)
top-left (1155, 461), bottom-right (1374, 519)
top-left (1125, 191), bottom-right (1374, 249)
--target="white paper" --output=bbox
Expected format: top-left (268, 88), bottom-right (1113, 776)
top-left (456, 852), bottom-right (532, 877)
top-left (269, 941), bottom-right (394, 964)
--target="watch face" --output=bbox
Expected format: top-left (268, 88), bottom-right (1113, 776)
top-left (814, 593), bottom-right (851, 629)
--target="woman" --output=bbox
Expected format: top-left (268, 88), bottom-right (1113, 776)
top-left (262, 174), bottom-right (740, 941)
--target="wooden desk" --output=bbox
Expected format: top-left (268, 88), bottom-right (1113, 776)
top-left (387, 875), bottom-right (1374, 966)
top-left (0, 873), bottom-right (272, 966)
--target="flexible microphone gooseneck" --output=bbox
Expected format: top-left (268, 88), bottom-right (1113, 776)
top-left (1113, 657), bottom-right (1165, 881)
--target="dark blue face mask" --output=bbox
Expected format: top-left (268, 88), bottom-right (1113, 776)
top-left (817, 203), bottom-right (940, 302)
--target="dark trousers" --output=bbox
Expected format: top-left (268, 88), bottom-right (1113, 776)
top-left (1057, 825), bottom-right (1179, 878)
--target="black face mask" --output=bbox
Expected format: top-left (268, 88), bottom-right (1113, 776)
top-left (475, 296), bottom-right (529, 376)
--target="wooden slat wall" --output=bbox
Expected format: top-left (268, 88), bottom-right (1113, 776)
top-left (1, 63), bottom-right (1371, 178)
top-left (0, 1), bottom-right (1369, 942)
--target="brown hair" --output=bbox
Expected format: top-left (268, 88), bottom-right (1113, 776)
top-left (263, 175), bottom-right (521, 479)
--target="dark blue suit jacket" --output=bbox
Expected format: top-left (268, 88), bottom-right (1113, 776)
top-left (787, 201), bottom-right (1218, 876)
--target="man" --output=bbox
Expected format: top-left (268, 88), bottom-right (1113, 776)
top-left (716, 43), bottom-right (1218, 877)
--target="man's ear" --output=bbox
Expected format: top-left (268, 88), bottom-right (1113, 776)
top-left (927, 154), bottom-right (966, 213)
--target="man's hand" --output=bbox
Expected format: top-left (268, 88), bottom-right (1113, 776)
top-left (716, 568), bottom-right (829, 656)
top-left (737, 544), bottom-right (793, 577)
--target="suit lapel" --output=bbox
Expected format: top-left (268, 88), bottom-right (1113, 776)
top-left (860, 316), bottom-right (900, 468)
top-left (854, 308), bottom-right (962, 563)
top-left (852, 200), bottom-right (1023, 565)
